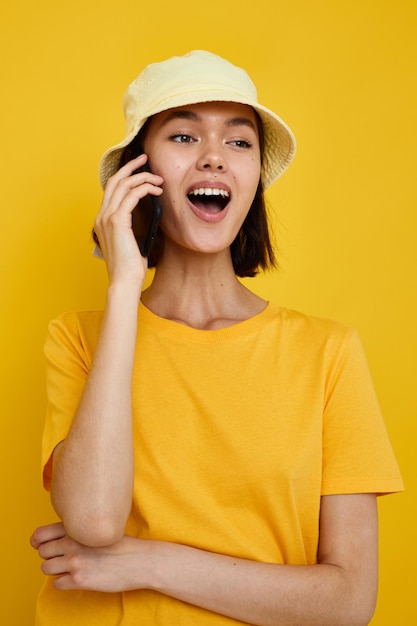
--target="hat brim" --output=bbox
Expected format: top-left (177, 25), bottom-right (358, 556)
top-left (99, 93), bottom-right (296, 190)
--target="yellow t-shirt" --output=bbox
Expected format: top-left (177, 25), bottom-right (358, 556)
top-left (36, 302), bottom-right (403, 625)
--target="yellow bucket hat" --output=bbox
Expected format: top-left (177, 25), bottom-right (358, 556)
top-left (99, 50), bottom-right (296, 190)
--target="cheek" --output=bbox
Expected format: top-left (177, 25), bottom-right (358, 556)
top-left (159, 190), bottom-right (187, 227)
top-left (240, 156), bottom-right (261, 185)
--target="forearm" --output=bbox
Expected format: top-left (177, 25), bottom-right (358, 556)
top-left (51, 281), bottom-right (140, 546)
top-left (146, 541), bottom-right (374, 626)
top-left (33, 497), bottom-right (377, 624)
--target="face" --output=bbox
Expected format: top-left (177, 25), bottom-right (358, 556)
top-left (143, 101), bottom-right (261, 257)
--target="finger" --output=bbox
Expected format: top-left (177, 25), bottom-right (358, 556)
top-left (95, 176), bottom-right (163, 244)
top-left (41, 555), bottom-right (70, 577)
top-left (102, 174), bottom-right (164, 222)
top-left (53, 571), bottom-right (97, 591)
top-left (38, 537), bottom-right (68, 560)
top-left (94, 180), bottom-right (163, 258)
top-left (102, 154), bottom-right (163, 211)
top-left (101, 154), bottom-right (147, 199)
top-left (30, 523), bottom-right (66, 549)
top-left (112, 153), bottom-right (148, 181)
top-left (53, 573), bottom-right (77, 591)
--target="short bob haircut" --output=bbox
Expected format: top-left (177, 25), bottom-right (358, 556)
top-left (93, 111), bottom-right (277, 278)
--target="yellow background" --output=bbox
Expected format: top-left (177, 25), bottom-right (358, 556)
top-left (1, 0), bottom-right (415, 623)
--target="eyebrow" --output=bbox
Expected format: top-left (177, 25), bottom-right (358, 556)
top-left (160, 109), bottom-right (257, 132)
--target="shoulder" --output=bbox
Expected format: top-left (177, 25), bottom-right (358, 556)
top-left (45, 310), bottom-right (104, 356)
top-left (48, 309), bottom-right (104, 331)
top-left (274, 305), bottom-right (356, 345)
top-left (266, 305), bottom-right (368, 380)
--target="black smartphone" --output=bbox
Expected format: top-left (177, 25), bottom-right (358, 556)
top-left (131, 151), bottom-right (163, 257)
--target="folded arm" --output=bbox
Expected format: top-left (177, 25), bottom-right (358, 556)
top-left (32, 493), bottom-right (378, 626)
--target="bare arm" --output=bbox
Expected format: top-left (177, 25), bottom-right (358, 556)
top-left (32, 494), bottom-right (378, 625)
top-left (148, 493), bottom-right (378, 626)
top-left (50, 155), bottom-right (163, 547)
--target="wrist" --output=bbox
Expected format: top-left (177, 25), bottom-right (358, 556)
top-left (125, 539), bottom-right (163, 592)
top-left (106, 279), bottom-right (143, 306)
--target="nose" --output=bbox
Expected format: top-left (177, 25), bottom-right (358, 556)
top-left (197, 142), bottom-right (227, 172)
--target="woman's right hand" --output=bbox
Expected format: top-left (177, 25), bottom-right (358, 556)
top-left (94, 154), bottom-right (164, 286)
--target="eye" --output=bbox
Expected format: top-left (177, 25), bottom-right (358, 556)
top-left (171, 134), bottom-right (195, 143)
top-left (228, 139), bottom-right (252, 148)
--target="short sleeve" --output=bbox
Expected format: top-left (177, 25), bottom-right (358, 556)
top-left (321, 329), bottom-right (403, 496)
top-left (41, 311), bottom-right (102, 490)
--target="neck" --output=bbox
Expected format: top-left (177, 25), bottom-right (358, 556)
top-left (141, 248), bottom-right (267, 330)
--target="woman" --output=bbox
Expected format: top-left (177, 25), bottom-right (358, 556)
top-left (31, 50), bottom-right (403, 625)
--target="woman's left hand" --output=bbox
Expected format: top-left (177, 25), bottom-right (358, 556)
top-left (30, 522), bottom-right (148, 592)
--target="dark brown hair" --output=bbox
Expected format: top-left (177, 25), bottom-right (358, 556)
top-left (93, 111), bottom-right (277, 277)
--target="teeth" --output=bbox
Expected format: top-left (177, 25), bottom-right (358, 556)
top-left (190, 187), bottom-right (229, 198)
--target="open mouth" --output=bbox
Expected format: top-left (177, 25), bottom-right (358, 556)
top-left (187, 187), bottom-right (230, 213)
